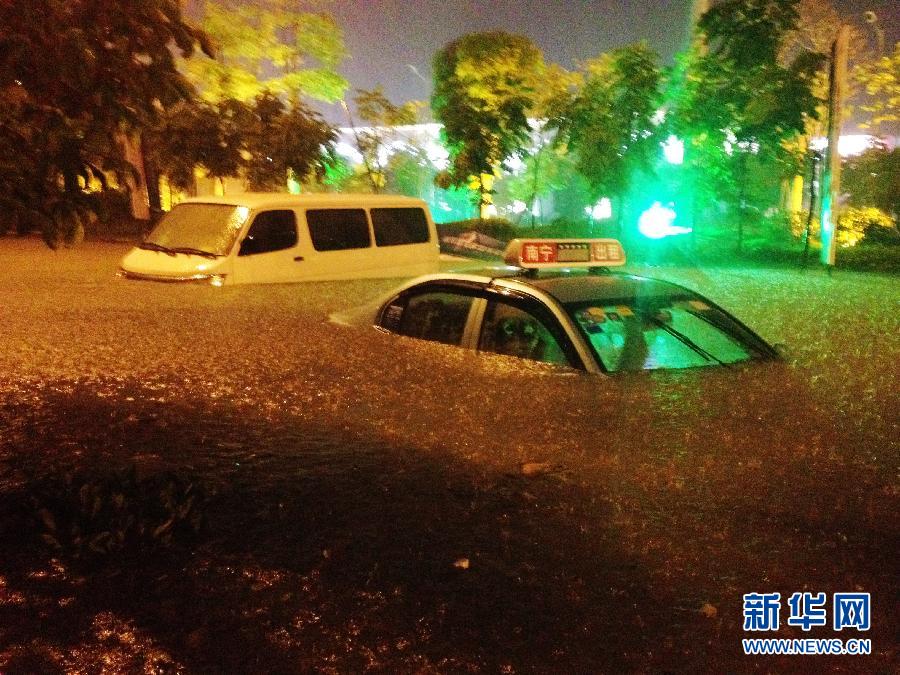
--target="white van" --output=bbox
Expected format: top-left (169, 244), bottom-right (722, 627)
top-left (118, 193), bottom-right (440, 285)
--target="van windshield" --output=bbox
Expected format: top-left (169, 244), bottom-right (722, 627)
top-left (143, 204), bottom-right (250, 257)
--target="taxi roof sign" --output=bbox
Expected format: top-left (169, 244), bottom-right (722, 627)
top-left (503, 238), bottom-right (626, 269)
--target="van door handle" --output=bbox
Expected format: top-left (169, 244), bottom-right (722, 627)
top-left (294, 256), bottom-right (304, 262)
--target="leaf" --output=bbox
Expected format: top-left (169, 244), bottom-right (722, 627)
top-left (152, 518), bottom-right (175, 539)
top-left (700, 602), bottom-right (718, 618)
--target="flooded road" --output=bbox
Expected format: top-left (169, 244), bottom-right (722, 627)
top-left (0, 237), bottom-right (897, 672)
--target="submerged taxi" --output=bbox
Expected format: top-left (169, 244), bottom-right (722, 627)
top-left (332, 238), bottom-right (780, 374)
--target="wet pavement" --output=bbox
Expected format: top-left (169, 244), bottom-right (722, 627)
top-left (0, 236), bottom-right (897, 672)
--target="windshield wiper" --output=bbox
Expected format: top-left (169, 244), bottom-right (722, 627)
top-left (647, 316), bottom-right (725, 365)
top-left (166, 246), bottom-right (221, 259)
top-left (138, 241), bottom-right (176, 254)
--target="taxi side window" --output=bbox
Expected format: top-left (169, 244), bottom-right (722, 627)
top-left (479, 301), bottom-right (569, 366)
top-left (239, 210), bottom-right (297, 256)
top-left (398, 292), bottom-right (473, 346)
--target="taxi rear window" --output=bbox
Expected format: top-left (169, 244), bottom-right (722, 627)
top-left (398, 292), bottom-right (473, 346)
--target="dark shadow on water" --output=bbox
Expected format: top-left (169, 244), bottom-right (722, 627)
top-left (0, 378), bottom-right (689, 673)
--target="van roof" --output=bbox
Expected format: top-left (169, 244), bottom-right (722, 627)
top-left (179, 193), bottom-right (428, 210)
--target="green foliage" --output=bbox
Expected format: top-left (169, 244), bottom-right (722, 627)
top-left (0, 0), bottom-right (209, 247)
top-left (27, 466), bottom-right (206, 563)
top-left (351, 87), bottom-right (423, 192)
top-left (244, 92), bottom-right (336, 190)
top-left (383, 148), bottom-right (431, 197)
top-left (837, 206), bottom-right (898, 247)
top-left (432, 32), bottom-right (546, 214)
top-left (147, 92), bottom-right (335, 192)
top-left (667, 0), bottom-right (824, 225)
top-left (147, 98), bottom-right (247, 191)
top-left (842, 146), bottom-right (899, 218)
top-left (835, 243), bottom-right (900, 272)
top-left (184, 0), bottom-right (347, 103)
top-left (854, 42), bottom-right (900, 131)
top-left (554, 43), bottom-right (662, 207)
top-left (495, 148), bottom-right (591, 224)
top-left (430, 185), bottom-right (479, 223)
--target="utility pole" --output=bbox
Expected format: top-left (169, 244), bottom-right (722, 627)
top-left (820, 25), bottom-right (849, 269)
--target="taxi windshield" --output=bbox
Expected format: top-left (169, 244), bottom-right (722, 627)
top-left (143, 204), bottom-right (249, 257)
top-left (564, 296), bottom-right (770, 373)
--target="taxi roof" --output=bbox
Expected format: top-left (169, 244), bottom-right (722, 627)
top-left (521, 273), bottom-right (691, 304)
top-left (455, 267), bottom-right (694, 304)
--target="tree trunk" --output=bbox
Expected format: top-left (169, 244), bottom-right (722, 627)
top-left (141, 134), bottom-right (162, 221)
top-left (737, 154), bottom-right (748, 254)
top-left (529, 143), bottom-right (543, 228)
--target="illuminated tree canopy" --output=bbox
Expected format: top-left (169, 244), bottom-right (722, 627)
top-left (351, 87), bottom-right (423, 193)
top-left (553, 43), bottom-right (661, 214)
top-left (666, 0), bottom-right (824, 246)
top-left (184, 0), bottom-right (348, 104)
top-left (432, 31), bottom-right (547, 216)
top-left (855, 42), bottom-right (900, 132)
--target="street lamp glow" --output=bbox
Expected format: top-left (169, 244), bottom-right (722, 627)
top-left (662, 135), bottom-right (684, 165)
top-left (638, 202), bottom-right (691, 239)
top-left (585, 197), bottom-right (612, 220)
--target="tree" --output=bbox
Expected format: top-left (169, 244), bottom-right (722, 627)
top-left (146, 98), bottom-right (247, 194)
top-left (842, 145), bottom-right (899, 218)
top-left (667, 0), bottom-right (824, 250)
top-left (244, 92), bottom-right (336, 190)
top-left (147, 92), bottom-right (335, 194)
top-left (552, 43), bottom-right (661, 231)
top-left (522, 64), bottom-right (580, 225)
top-left (0, 0), bottom-right (209, 246)
top-left (185, 0), bottom-right (347, 104)
top-left (350, 87), bottom-right (422, 193)
top-left (855, 42), bottom-right (900, 133)
top-left (432, 32), bottom-right (546, 217)
top-left (496, 147), bottom-right (590, 225)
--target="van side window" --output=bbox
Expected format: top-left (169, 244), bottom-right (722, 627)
top-left (238, 210), bottom-right (297, 256)
top-left (371, 208), bottom-right (430, 246)
top-left (398, 292), bottom-right (474, 346)
top-left (307, 209), bottom-right (371, 251)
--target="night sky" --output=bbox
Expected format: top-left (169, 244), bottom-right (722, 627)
top-left (324, 0), bottom-right (898, 117)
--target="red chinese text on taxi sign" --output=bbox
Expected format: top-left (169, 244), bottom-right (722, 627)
top-left (521, 242), bottom-right (557, 263)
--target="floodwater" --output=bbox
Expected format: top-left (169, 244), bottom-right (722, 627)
top-left (0, 237), bottom-right (897, 673)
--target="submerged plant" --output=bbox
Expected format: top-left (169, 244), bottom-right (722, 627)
top-left (27, 465), bottom-right (206, 562)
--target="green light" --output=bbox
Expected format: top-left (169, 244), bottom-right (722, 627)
top-left (662, 135), bottom-right (684, 165)
top-left (638, 202), bottom-right (692, 239)
top-left (584, 197), bottom-right (612, 220)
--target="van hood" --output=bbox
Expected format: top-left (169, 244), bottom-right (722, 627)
top-left (119, 247), bottom-right (230, 283)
